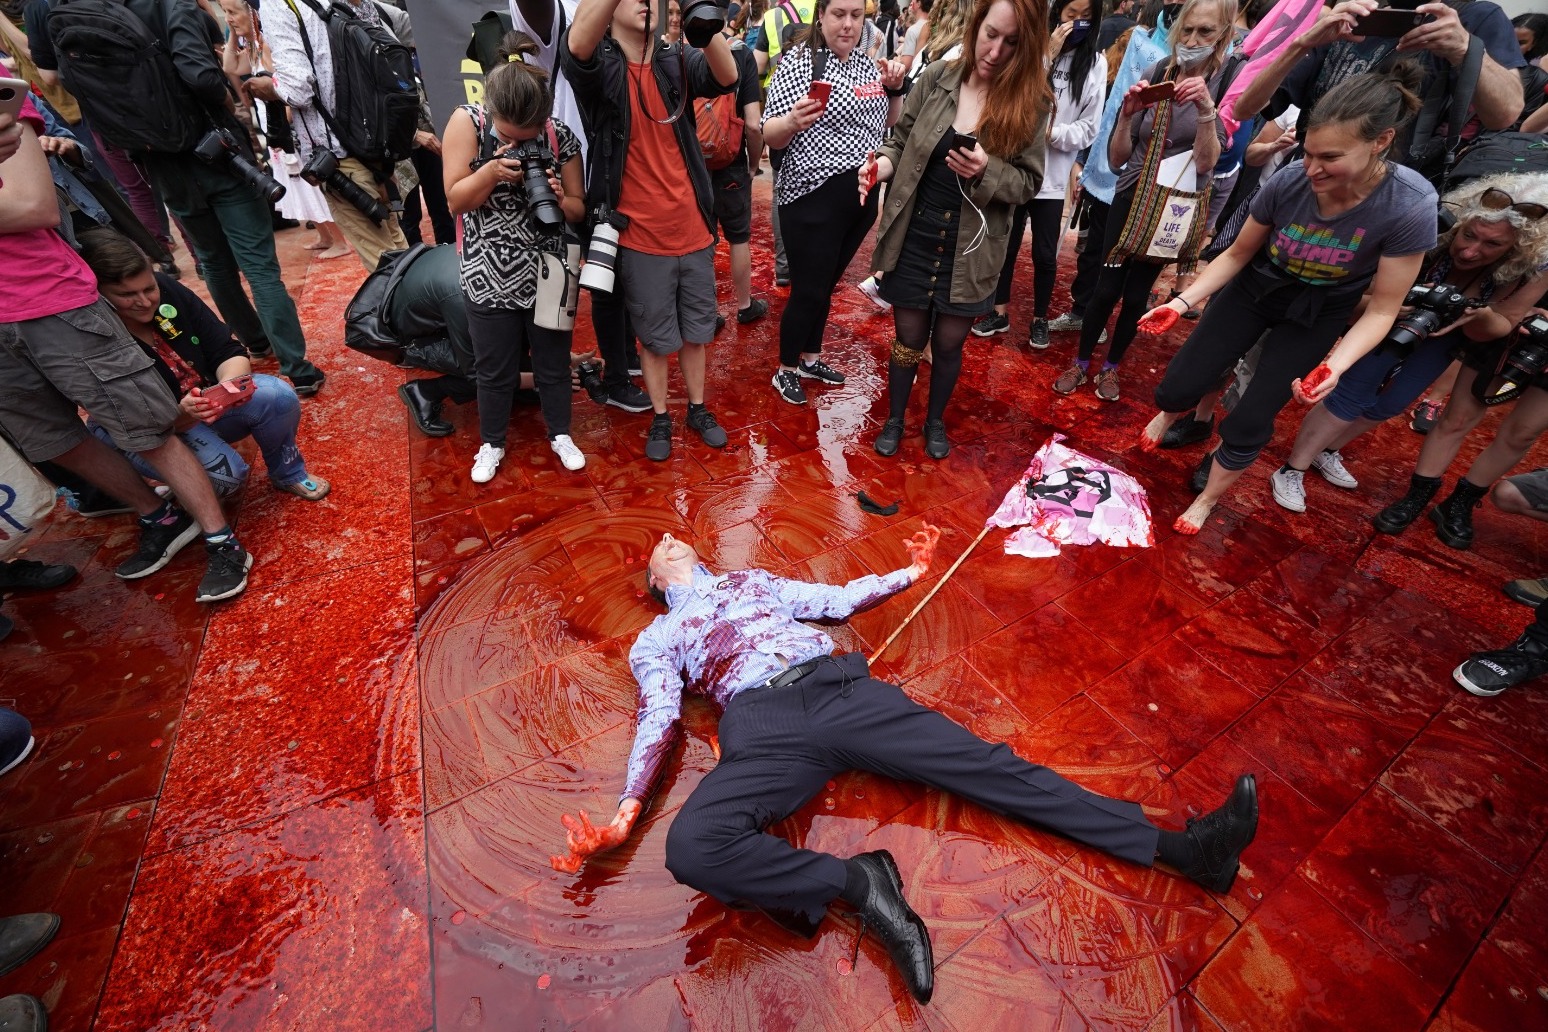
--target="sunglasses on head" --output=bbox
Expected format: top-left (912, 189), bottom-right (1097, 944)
top-left (1479, 188), bottom-right (1548, 220)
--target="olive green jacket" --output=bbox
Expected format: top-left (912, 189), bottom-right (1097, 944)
top-left (873, 61), bottom-right (1047, 305)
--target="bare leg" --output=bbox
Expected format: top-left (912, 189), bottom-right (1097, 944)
top-left (1492, 479), bottom-right (1548, 522)
top-left (1460, 387), bottom-right (1548, 487)
top-left (137, 437), bottom-right (229, 532)
top-left (317, 223), bottom-right (353, 261)
top-left (1194, 390), bottom-right (1222, 423)
top-left (1287, 404), bottom-right (1361, 469)
top-left (730, 241), bottom-right (752, 311)
top-left (640, 349), bottom-right (671, 414)
top-left (1416, 368), bottom-right (1490, 479)
top-left (679, 343), bottom-right (708, 406)
top-left (48, 436), bottom-right (163, 515)
top-left (1175, 460), bottom-right (1249, 535)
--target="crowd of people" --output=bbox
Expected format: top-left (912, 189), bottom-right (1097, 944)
top-left (3, 0), bottom-right (1548, 1018)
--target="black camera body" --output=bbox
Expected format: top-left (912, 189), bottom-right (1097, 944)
top-left (301, 148), bottom-right (390, 224)
top-left (1381, 282), bottom-right (1484, 359)
top-left (507, 138), bottom-right (565, 228)
top-left (1475, 314), bottom-right (1548, 407)
top-left (680, 0), bottom-right (728, 47)
top-left (193, 127), bottom-right (286, 203)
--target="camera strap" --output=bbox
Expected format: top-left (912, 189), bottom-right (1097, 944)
top-left (1407, 34), bottom-right (1483, 190)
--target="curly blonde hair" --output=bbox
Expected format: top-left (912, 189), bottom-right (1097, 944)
top-left (1439, 172), bottom-right (1548, 287)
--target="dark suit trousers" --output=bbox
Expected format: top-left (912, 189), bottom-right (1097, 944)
top-left (664, 653), bottom-right (1160, 925)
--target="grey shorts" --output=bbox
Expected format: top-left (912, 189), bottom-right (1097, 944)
top-left (1507, 468), bottom-right (1548, 511)
top-left (0, 298), bottom-right (179, 462)
top-left (618, 244), bottom-right (717, 356)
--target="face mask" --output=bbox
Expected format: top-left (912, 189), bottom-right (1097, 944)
top-left (1064, 20), bottom-right (1090, 49)
top-left (1176, 42), bottom-right (1213, 66)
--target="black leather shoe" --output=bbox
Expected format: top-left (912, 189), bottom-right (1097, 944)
top-left (0, 913), bottom-right (59, 976)
top-left (874, 417), bottom-right (904, 457)
top-left (1372, 475), bottom-right (1441, 535)
top-left (1190, 450), bottom-right (1214, 494)
top-left (1179, 774), bottom-right (1258, 893)
top-left (849, 850), bottom-right (933, 1004)
top-left (398, 381), bottom-right (453, 437)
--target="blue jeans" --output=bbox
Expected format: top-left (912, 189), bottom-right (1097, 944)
top-left (91, 374), bottom-right (310, 495)
top-left (1323, 334), bottom-right (1456, 424)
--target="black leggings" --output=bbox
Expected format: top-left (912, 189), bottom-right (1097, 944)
top-left (778, 168), bottom-right (879, 367)
top-left (1069, 197), bottom-right (1109, 317)
top-left (1154, 273), bottom-right (1357, 470)
top-left (888, 304), bottom-right (976, 422)
top-left (1078, 187), bottom-right (1167, 366)
top-left (993, 198), bottom-right (1063, 317)
top-left (466, 298), bottom-right (573, 446)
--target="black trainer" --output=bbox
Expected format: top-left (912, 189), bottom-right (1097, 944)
top-left (605, 381), bottom-right (652, 413)
top-left (1190, 451), bottom-right (1214, 494)
top-left (645, 413), bottom-right (673, 461)
top-left (922, 419), bottom-right (950, 460)
top-left (1178, 774), bottom-right (1259, 893)
top-left (686, 405), bottom-right (728, 448)
top-left (1029, 318), bottom-right (1050, 350)
top-left (797, 359), bottom-right (845, 385)
top-left (290, 370), bottom-right (326, 397)
top-left (116, 511), bottom-right (201, 580)
top-left (737, 298), bottom-right (769, 324)
top-left (1453, 636), bottom-right (1548, 697)
top-left (848, 850), bottom-right (934, 1004)
top-left (772, 368), bottom-right (807, 405)
top-left (1162, 415), bottom-right (1214, 449)
top-left (196, 538), bottom-right (252, 603)
top-left (875, 417), bottom-right (905, 457)
top-left (971, 312), bottom-right (1010, 338)
top-left (0, 559), bottom-right (78, 592)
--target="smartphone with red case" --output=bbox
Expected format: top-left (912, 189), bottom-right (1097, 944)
top-left (199, 375), bottom-right (256, 419)
top-left (1133, 80), bottom-right (1176, 105)
top-left (807, 81), bottom-right (833, 107)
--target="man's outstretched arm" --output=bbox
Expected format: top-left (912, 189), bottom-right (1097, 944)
top-left (550, 625), bottom-right (683, 871)
top-left (766, 525), bottom-right (942, 620)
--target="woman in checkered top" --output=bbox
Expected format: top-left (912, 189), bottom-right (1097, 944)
top-left (762, 0), bottom-right (909, 407)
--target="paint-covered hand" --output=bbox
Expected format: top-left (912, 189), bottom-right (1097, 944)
top-left (1137, 303), bottom-right (1181, 335)
top-left (549, 799), bottom-right (643, 872)
top-left (858, 152), bottom-right (878, 205)
top-left (1292, 364), bottom-right (1336, 404)
top-left (904, 523), bottom-right (942, 579)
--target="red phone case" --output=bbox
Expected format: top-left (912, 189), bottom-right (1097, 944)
top-left (200, 375), bottom-right (256, 419)
top-left (807, 81), bottom-right (832, 106)
top-left (1135, 81), bottom-right (1175, 105)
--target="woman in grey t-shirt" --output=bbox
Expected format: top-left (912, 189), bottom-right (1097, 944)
top-left (1137, 66), bottom-right (1439, 535)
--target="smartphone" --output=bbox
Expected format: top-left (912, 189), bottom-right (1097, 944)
top-left (1351, 8), bottom-right (1433, 37)
top-left (807, 81), bottom-right (833, 107)
top-left (200, 375), bottom-right (256, 419)
top-left (951, 131), bottom-right (979, 153)
top-left (0, 77), bottom-right (29, 121)
top-left (1133, 80), bottom-right (1176, 105)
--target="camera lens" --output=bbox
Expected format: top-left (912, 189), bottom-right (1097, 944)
top-left (580, 220), bottom-right (621, 294)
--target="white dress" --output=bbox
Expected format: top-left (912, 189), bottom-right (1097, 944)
top-left (248, 47), bottom-right (335, 225)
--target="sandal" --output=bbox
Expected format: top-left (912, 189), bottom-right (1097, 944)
top-left (277, 476), bottom-right (331, 501)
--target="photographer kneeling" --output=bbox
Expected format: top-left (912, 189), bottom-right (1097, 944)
top-left (1272, 172), bottom-right (1548, 514)
top-left (79, 231), bottom-right (331, 503)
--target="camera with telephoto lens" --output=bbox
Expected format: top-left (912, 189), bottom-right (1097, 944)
top-left (1474, 314), bottom-right (1548, 407)
top-left (1380, 282), bottom-right (1486, 359)
top-left (193, 127), bottom-right (286, 203)
top-left (300, 149), bottom-right (389, 224)
top-left (507, 138), bottom-right (565, 229)
top-left (580, 207), bottom-right (627, 294)
top-left (679, 0), bottom-right (727, 47)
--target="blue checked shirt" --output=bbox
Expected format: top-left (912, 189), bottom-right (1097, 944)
top-left (622, 565), bottom-right (915, 802)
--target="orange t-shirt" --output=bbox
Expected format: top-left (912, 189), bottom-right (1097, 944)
top-left (617, 63), bottom-right (713, 256)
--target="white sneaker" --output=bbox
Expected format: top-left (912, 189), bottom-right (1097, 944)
top-left (1312, 449), bottom-right (1358, 489)
top-left (1046, 312), bottom-right (1083, 332)
top-left (470, 443), bottom-right (505, 484)
top-left (857, 276), bottom-right (892, 312)
top-left (550, 434), bottom-right (586, 471)
top-left (1271, 466), bottom-right (1307, 513)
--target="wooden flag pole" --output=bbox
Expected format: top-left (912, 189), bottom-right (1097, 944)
top-left (869, 523), bottom-right (994, 665)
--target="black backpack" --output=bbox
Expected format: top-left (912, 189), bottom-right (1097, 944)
top-left (344, 245), bottom-right (460, 374)
top-left (47, 0), bottom-right (207, 154)
top-left (283, 0), bottom-right (419, 171)
top-left (1448, 132), bottom-right (1548, 186)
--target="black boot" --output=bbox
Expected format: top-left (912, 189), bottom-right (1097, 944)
top-left (1429, 478), bottom-right (1488, 549)
top-left (1372, 474), bottom-right (1442, 535)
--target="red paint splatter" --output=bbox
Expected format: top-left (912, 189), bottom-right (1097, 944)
top-left (836, 959), bottom-right (853, 975)
top-left (126, 808), bottom-right (143, 821)
top-left (107, 750), bottom-right (122, 760)
top-left (150, 738), bottom-right (164, 749)
top-left (451, 910), bottom-right (467, 925)
top-left (537, 974), bottom-right (551, 989)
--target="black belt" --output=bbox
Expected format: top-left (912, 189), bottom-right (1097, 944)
top-left (763, 657), bottom-right (826, 691)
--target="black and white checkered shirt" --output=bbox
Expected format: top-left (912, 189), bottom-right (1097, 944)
top-left (763, 44), bottom-right (891, 206)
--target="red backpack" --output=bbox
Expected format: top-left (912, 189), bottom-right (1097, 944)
top-left (695, 91), bottom-right (744, 171)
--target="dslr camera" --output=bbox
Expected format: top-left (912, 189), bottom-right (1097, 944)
top-left (193, 127), bottom-right (286, 203)
top-left (1381, 282), bottom-right (1486, 359)
top-left (1474, 313), bottom-right (1548, 407)
top-left (301, 149), bottom-right (389, 224)
top-left (506, 138), bottom-right (565, 228)
top-left (678, 0), bottom-right (728, 47)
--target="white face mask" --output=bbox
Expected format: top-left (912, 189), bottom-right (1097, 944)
top-left (1176, 43), bottom-right (1213, 66)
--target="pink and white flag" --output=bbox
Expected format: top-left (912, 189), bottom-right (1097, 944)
top-left (1217, 0), bottom-right (1326, 142)
top-left (986, 435), bottom-right (1154, 559)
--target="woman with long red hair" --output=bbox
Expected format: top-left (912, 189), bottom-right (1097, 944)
top-left (865, 0), bottom-right (1051, 458)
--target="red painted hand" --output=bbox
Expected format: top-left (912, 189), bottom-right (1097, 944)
top-left (1292, 364), bottom-right (1335, 404)
top-left (858, 152), bottom-right (878, 205)
top-left (905, 523), bottom-right (942, 575)
top-left (1137, 305), bottom-right (1180, 335)
top-left (548, 800), bottom-right (642, 872)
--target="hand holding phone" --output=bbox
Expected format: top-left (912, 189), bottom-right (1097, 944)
top-left (1133, 80), bottom-right (1176, 105)
top-left (1351, 8), bottom-right (1432, 37)
top-left (0, 77), bottom-right (29, 121)
top-left (196, 375), bottom-right (256, 421)
top-left (807, 81), bottom-right (833, 108)
top-left (951, 131), bottom-right (979, 154)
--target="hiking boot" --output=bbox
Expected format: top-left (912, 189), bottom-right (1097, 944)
top-left (1271, 467), bottom-right (1307, 512)
top-left (971, 312), bottom-right (1010, 337)
top-left (1095, 366), bottom-right (1120, 402)
top-left (797, 359), bottom-right (845, 384)
top-left (1046, 312), bottom-right (1083, 333)
top-left (1053, 364), bottom-right (1086, 395)
top-left (1029, 318), bottom-right (1050, 350)
top-left (1312, 449), bottom-right (1358, 489)
top-left (1161, 414), bottom-right (1213, 449)
top-left (772, 368), bottom-right (807, 405)
top-left (196, 538), bottom-right (252, 603)
top-left (116, 511), bottom-right (201, 580)
top-left (1410, 398), bottom-right (1444, 434)
top-left (645, 413), bottom-right (673, 461)
top-left (1430, 479), bottom-right (1488, 549)
top-left (1454, 636), bottom-right (1548, 697)
top-left (686, 406), bottom-right (728, 448)
top-left (1372, 475), bottom-right (1442, 535)
top-left (874, 417), bottom-right (905, 457)
top-left (1503, 577), bottom-right (1548, 607)
top-left (0, 559), bottom-right (77, 592)
top-left (922, 419), bottom-right (950, 460)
